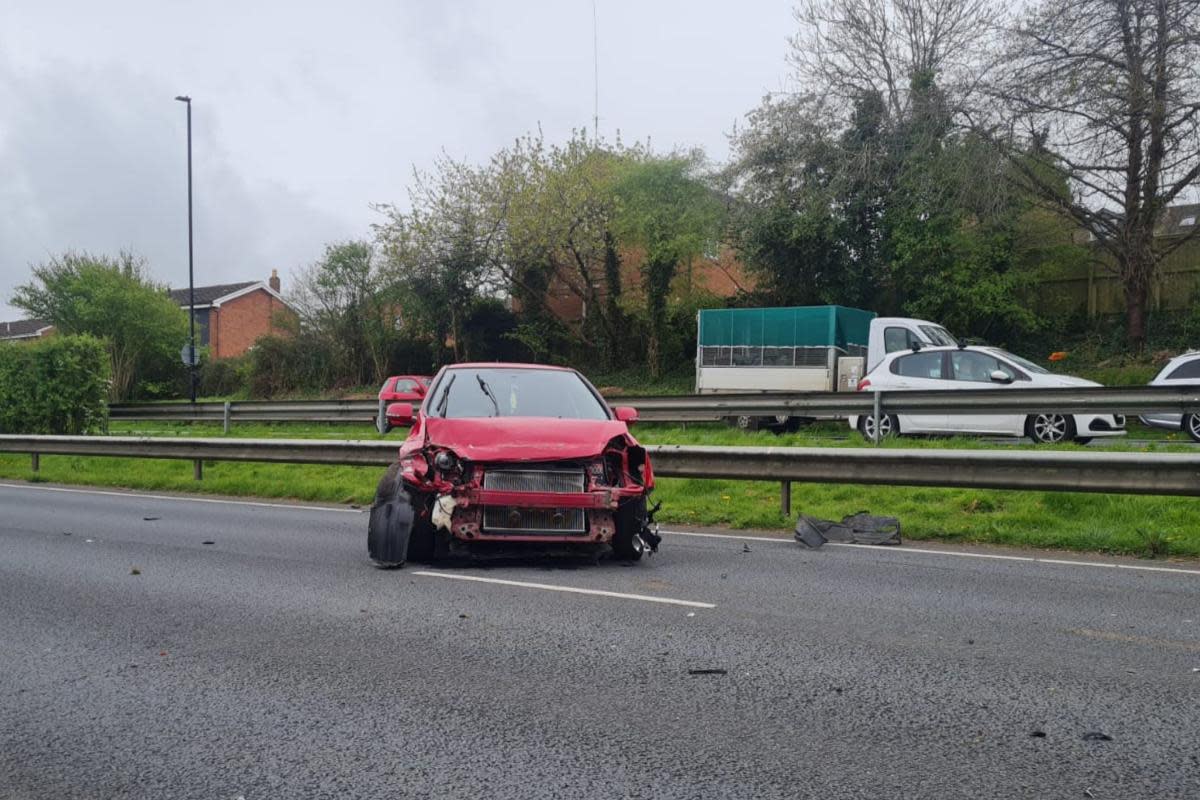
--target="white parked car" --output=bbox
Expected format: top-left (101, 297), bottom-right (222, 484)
top-left (1139, 351), bottom-right (1200, 441)
top-left (849, 345), bottom-right (1127, 444)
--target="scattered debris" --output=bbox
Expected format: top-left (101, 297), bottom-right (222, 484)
top-left (1029, 730), bottom-right (1047, 738)
top-left (742, 543), bottom-right (751, 554)
top-left (130, 567), bottom-right (141, 575)
top-left (1082, 732), bottom-right (1113, 742)
top-left (967, 639), bottom-right (975, 645)
top-left (686, 612), bottom-right (696, 618)
top-left (201, 541), bottom-right (214, 545)
top-left (143, 516), bottom-right (160, 522)
top-left (832, 687), bottom-right (843, 694)
top-left (687, 669), bottom-right (727, 675)
top-left (85, 538), bottom-right (94, 543)
top-left (158, 651), bottom-right (168, 657)
top-left (61, 531), bottom-right (72, 536)
top-left (458, 613), bottom-right (469, 619)
top-left (794, 512), bottom-right (902, 548)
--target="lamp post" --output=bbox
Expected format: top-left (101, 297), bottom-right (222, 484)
top-left (174, 94), bottom-right (197, 403)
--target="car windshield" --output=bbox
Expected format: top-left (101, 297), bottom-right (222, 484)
top-left (430, 367), bottom-right (610, 420)
top-left (988, 349), bottom-right (1050, 375)
top-left (920, 325), bottom-right (957, 346)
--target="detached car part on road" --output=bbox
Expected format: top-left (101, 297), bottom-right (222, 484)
top-left (368, 363), bottom-right (660, 567)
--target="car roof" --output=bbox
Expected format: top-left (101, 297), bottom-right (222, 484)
top-left (880, 344), bottom-right (988, 359)
top-left (442, 362), bottom-right (574, 372)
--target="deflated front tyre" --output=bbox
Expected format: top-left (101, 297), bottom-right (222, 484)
top-left (368, 463), bottom-right (414, 568)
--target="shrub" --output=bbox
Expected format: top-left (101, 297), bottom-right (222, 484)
top-left (0, 335), bottom-right (110, 434)
top-left (246, 333), bottom-right (336, 398)
top-left (198, 354), bottom-right (251, 398)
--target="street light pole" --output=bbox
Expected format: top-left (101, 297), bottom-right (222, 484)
top-left (175, 95), bottom-right (196, 403)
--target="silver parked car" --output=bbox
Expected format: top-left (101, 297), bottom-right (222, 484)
top-left (1139, 351), bottom-right (1200, 441)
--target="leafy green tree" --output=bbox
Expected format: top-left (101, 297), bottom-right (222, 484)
top-left (613, 155), bottom-right (724, 377)
top-left (376, 155), bottom-right (502, 363)
top-left (12, 252), bottom-right (187, 401)
top-left (292, 240), bottom-right (400, 386)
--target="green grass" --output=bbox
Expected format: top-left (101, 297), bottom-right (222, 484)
top-left (3, 419), bottom-right (1197, 560)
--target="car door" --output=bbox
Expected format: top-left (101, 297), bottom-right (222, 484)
top-left (391, 378), bottom-right (423, 402)
top-left (888, 351), bottom-right (951, 433)
top-left (945, 350), bottom-right (1023, 435)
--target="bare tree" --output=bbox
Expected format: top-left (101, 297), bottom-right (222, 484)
top-left (984, 0), bottom-right (1200, 349)
top-left (790, 0), bottom-right (998, 119)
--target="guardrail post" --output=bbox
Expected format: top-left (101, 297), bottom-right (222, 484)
top-left (31, 452), bottom-right (39, 473)
top-left (376, 398), bottom-right (386, 435)
top-left (780, 480), bottom-right (791, 517)
top-left (193, 459), bottom-right (203, 481)
top-left (223, 401), bottom-right (231, 434)
top-left (872, 390), bottom-right (882, 446)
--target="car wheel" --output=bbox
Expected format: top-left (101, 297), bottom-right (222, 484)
top-left (730, 415), bottom-right (761, 432)
top-left (1026, 413), bottom-right (1075, 444)
top-left (858, 413), bottom-right (897, 440)
top-left (612, 497), bottom-right (648, 561)
top-left (367, 462), bottom-right (414, 568)
top-left (1184, 413), bottom-right (1200, 442)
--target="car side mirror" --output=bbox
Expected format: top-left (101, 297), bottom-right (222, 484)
top-left (989, 370), bottom-right (1013, 384)
top-left (613, 406), bottom-right (639, 424)
top-left (387, 402), bottom-right (414, 426)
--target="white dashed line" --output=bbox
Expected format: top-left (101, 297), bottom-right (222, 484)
top-left (659, 529), bottom-right (1200, 577)
top-left (0, 482), bottom-right (362, 514)
top-left (412, 571), bottom-right (716, 608)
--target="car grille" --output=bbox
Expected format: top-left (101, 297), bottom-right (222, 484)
top-left (482, 507), bottom-right (586, 534)
top-left (482, 469), bottom-right (585, 494)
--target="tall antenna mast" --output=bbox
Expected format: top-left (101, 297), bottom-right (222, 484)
top-left (592, 0), bottom-right (599, 142)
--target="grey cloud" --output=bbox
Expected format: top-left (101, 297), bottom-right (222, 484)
top-left (0, 60), bottom-right (353, 315)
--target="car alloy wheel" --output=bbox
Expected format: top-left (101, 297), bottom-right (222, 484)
top-left (1030, 413), bottom-right (1070, 444)
top-left (1185, 413), bottom-right (1200, 443)
top-left (861, 414), bottom-right (894, 440)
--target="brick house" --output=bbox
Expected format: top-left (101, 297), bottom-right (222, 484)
top-left (170, 270), bottom-right (294, 359)
top-left (522, 244), bottom-right (757, 328)
top-left (0, 319), bottom-right (55, 342)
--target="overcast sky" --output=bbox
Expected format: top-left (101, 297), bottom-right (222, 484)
top-left (0, 0), bottom-right (795, 319)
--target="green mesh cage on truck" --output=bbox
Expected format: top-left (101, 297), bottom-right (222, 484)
top-left (695, 305), bottom-right (875, 394)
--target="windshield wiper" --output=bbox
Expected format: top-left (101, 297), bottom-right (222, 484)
top-left (435, 373), bottom-right (456, 417)
top-left (475, 374), bottom-right (500, 417)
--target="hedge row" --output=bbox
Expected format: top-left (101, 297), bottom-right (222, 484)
top-left (0, 335), bottom-right (110, 434)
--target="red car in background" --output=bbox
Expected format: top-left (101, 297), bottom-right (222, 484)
top-left (368, 363), bottom-right (659, 566)
top-left (378, 375), bottom-right (432, 431)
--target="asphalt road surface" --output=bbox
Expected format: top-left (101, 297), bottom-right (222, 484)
top-left (2, 482), bottom-right (1198, 799)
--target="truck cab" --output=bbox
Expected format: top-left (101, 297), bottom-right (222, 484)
top-left (866, 317), bottom-right (957, 371)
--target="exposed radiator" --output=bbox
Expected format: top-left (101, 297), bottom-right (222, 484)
top-left (482, 506), bottom-right (586, 535)
top-left (482, 469), bottom-right (585, 494)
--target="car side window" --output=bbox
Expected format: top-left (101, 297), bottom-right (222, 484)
top-left (950, 351), bottom-right (1015, 382)
top-left (892, 351), bottom-right (944, 379)
top-left (1166, 359), bottom-right (1200, 380)
top-left (884, 326), bottom-right (916, 353)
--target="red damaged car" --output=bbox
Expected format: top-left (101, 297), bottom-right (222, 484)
top-left (367, 363), bottom-right (660, 566)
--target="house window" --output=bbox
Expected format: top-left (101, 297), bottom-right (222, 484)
top-left (1181, 217), bottom-right (1196, 227)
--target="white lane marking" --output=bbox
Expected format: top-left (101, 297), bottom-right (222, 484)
top-left (411, 571), bottom-right (716, 609)
top-left (0, 482), bottom-right (361, 514)
top-left (659, 529), bottom-right (1200, 577)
